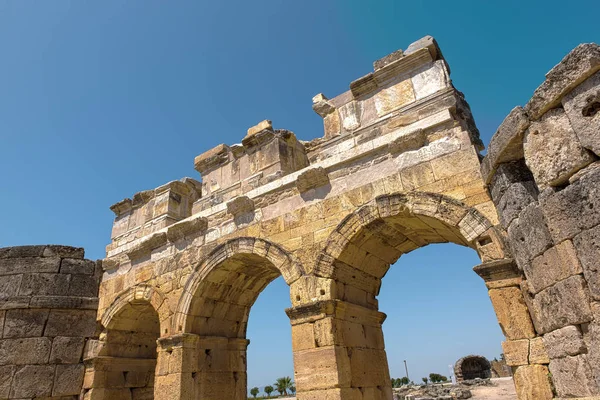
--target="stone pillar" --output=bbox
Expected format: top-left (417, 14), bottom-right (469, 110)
top-left (474, 259), bottom-right (553, 400)
top-left (287, 300), bottom-right (392, 400)
top-left (155, 334), bottom-right (248, 400)
top-left (155, 334), bottom-right (199, 400)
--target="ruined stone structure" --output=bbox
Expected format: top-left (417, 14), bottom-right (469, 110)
top-left (2, 37), bottom-right (600, 400)
top-left (454, 355), bottom-right (492, 382)
top-left (0, 245), bottom-right (101, 399)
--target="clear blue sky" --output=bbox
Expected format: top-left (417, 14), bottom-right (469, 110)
top-left (1, 0), bottom-right (598, 391)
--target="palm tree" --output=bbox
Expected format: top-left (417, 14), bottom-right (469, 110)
top-left (274, 376), bottom-right (293, 396)
top-left (250, 387), bottom-right (259, 398)
top-left (264, 385), bottom-right (274, 398)
top-left (290, 385), bottom-right (296, 394)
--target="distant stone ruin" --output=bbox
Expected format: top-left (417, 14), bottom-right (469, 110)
top-left (454, 355), bottom-right (492, 381)
top-left (2, 37), bottom-right (600, 400)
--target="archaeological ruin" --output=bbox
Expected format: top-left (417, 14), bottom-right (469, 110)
top-left (1, 36), bottom-right (600, 399)
top-left (454, 355), bottom-right (492, 382)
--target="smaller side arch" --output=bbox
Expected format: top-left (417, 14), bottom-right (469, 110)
top-left (174, 237), bottom-right (305, 334)
top-left (101, 283), bottom-right (171, 337)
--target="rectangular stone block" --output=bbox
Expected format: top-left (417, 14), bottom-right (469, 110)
top-left (19, 272), bottom-right (71, 296)
top-left (574, 225), bottom-right (600, 299)
top-left (0, 365), bottom-right (15, 398)
top-left (45, 309), bottom-right (98, 337)
top-left (2, 309), bottom-right (49, 338)
top-left (411, 60), bottom-right (450, 100)
top-left (513, 364), bottom-right (554, 400)
top-left (488, 159), bottom-right (536, 203)
top-left (549, 354), bottom-right (600, 397)
top-left (543, 325), bottom-right (586, 359)
top-left (294, 346), bottom-right (350, 392)
top-left (0, 274), bottom-right (22, 299)
top-left (488, 287), bottom-right (535, 340)
top-left (563, 70), bottom-right (600, 156)
top-left (541, 167), bottom-right (600, 242)
top-left (529, 337), bottom-right (549, 364)
top-left (497, 181), bottom-right (538, 229)
top-left (50, 336), bottom-right (86, 364)
top-left (61, 258), bottom-right (97, 275)
top-left (0, 337), bottom-right (52, 365)
top-left (10, 364), bottom-right (55, 398)
top-left (0, 256), bottom-right (60, 275)
top-left (524, 108), bottom-right (594, 188)
top-left (502, 339), bottom-right (529, 366)
top-left (530, 275), bottom-right (593, 334)
top-left (525, 240), bottom-right (583, 294)
top-left (507, 203), bottom-right (553, 270)
top-left (374, 78), bottom-right (415, 117)
top-left (53, 363), bottom-right (85, 396)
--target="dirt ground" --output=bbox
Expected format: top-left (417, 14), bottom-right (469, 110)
top-left (470, 377), bottom-right (516, 399)
top-left (275, 377), bottom-right (517, 400)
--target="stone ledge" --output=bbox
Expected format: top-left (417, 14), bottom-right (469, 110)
top-left (296, 167), bottom-right (330, 193)
top-left (481, 107), bottom-right (530, 184)
top-left (166, 215), bottom-right (208, 242)
top-left (126, 232), bottom-right (168, 261)
top-left (526, 43), bottom-right (600, 120)
top-left (0, 245), bottom-right (84, 260)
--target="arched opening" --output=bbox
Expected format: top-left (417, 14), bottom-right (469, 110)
top-left (174, 238), bottom-right (302, 400)
top-left (306, 192), bottom-right (505, 397)
top-left (454, 355), bottom-right (492, 381)
top-left (96, 291), bottom-right (161, 399)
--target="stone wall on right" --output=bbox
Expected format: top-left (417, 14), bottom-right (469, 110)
top-left (482, 43), bottom-right (600, 398)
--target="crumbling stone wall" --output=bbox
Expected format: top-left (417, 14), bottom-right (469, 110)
top-left (0, 245), bottom-right (101, 399)
top-left (482, 43), bottom-right (600, 398)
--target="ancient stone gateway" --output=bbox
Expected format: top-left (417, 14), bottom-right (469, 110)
top-left (2, 37), bottom-right (598, 400)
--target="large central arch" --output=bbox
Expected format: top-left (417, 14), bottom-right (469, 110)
top-left (286, 192), bottom-right (515, 399)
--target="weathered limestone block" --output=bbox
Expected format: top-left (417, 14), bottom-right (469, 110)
top-left (507, 203), bottom-right (553, 270)
top-left (53, 363), bottom-right (85, 396)
top-left (529, 275), bottom-right (592, 334)
top-left (411, 60), bottom-right (450, 101)
top-left (9, 365), bottom-right (55, 398)
top-left (226, 196), bottom-right (255, 217)
top-left (0, 337), bottom-right (52, 365)
top-left (523, 108), bottom-right (594, 188)
top-left (574, 225), bottom-right (600, 299)
top-left (513, 365), bottom-right (554, 400)
top-left (127, 232), bottom-right (168, 261)
top-left (497, 181), bottom-right (538, 229)
top-left (488, 159), bottom-right (536, 203)
top-left (2, 309), bottom-right (48, 338)
top-left (473, 259), bottom-right (521, 290)
top-left (526, 43), bottom-right (600, 120)
top-left (481, 107), bottom-right (530, 184)
top-left (524, 240), bottom-right (583, 294)
top-left (296, 167), bottom-right (330, 194)
top-left (549, 354), bottom-right (600, 397)
top-left (563, 70), bottom-right (600, 156)
top-left (246, 119), bottom-right (272, 138)
top-left (501, 339), bottom-right (529, 366)
top-left (339, 101), bottom-right (360, 132)
top-left (488, 287), bottom-right (535, 340)
top-left (374, 78), bottom-right (415, 116)
top-left (529, 337), bottom-right (549, 364)
top-left (543, 325), bottom-right (586, 359)
top-left (0, 365), bottom-right (14, 398)
top-left (166, 216), bottom-right (208, 242)
top-left (541, 167), bottom-right (600, 242)
top-left (50, 336), bottom-right (86, 364)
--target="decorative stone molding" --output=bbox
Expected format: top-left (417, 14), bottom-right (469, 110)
top-left (109, 198), bottom-right (132, 216)
top-left (226, 195), bottom-right (255, 217)
top-left (194, 143), bottom-right (231, 174)
top-left (166, 216), bottom-right (208, 242)
top-left (126, 232), bottom-right (168, 261)
top-left (296, 167), bottom-right (330, 193)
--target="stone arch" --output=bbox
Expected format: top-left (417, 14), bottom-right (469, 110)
top-left (314, 192), bottom-right (495, 302)
top-left (101, 283), bottom-right (170, 336)
top-left (174, 236), bottom-right (304, 334)
top-left (166, 237), bottom-right (305, 400)
top-left (454, 355), bottom-right (492, 381)
top-left (290, 192), bottom-right (503, 398)
top-left (89, 284), bottom-right (168, 400)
